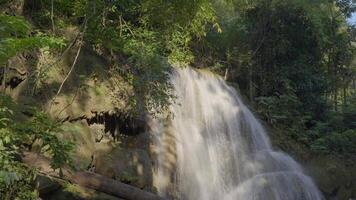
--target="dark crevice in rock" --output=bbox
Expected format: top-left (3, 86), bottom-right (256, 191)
top-left (8, 76), bottom-right (25, 89)
top-left (1, 67), bottom-right (27, 89)
top-left (95, 134), bottom-right (104, 143)
top-left (69, 111), bottom-right (146, 138)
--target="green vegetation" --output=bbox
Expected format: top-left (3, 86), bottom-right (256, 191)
top-left (193, 0), bottom-right (355, 155)
top-left (0, 0), bottom-right (355, 198)
top-left (23, 0), bottom-right (219, 115)
top-left (0, 14), bottom-right (65, 65)
top-left (0, 95), bottom-right (73, 199)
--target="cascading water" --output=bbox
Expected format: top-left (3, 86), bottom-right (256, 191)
top-left (151, 67), bottom-right (324, 200)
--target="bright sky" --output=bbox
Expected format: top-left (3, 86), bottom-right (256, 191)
top-left (348, 13), bottom-right (356, 25)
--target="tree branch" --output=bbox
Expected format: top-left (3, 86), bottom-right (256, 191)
top-left (49, 18), bottom-right (88, 109)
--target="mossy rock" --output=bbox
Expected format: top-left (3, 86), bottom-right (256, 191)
top-left (36, 175), bottom-right (61, 196)
top-left (60, 120), bottom-right (96, 171)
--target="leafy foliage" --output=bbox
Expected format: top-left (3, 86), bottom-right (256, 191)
top-left (0, 14), bottom-right (71, 198)
top-left (311, 130), bottom-right (356, 154)
top-left (0, 95), bottom-right (37, 200)
top-left (0, 14), bottom-right (65, 65)
top-left (0, 95), bottom-right (73, 199)
top-left (24, 0), bottom-right (220, 114)
top-left (16, 110), bottom-right (74, 169)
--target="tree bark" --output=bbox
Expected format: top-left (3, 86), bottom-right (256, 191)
top-left (72, 172), bottom-right (165, 200)
top-left (2, 64), bottom-right (7, 94)
top-left (51, 0), bottom-right (55, 33)
top-left (22, 152), bottom-right (166, 200)
top-left (249, 65), bottom-right (253, 101)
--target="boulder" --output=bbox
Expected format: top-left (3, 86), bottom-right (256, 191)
top-left (36, 175), bottom-right (61, 195)
top-left (95, 147), bottom-right (153, 190)
top-left (61, 120), bottom-right (96, 171)
top-left (305, 156), bottom-right (356, 200)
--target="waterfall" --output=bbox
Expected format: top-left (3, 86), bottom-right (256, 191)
top-left (151, 67), bottom-right (324, 200)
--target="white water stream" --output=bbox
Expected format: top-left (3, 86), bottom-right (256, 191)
top-left (151, 67), bottom-right (324, 200)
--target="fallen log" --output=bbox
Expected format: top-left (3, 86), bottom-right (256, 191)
top-left (22, 152), bottom-right (166, 200)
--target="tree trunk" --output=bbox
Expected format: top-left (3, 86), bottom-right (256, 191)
top-left (249, 65), bottom-right (253, 101)
top-left (72, 172), bottom-right (165, 200)
top-left (334, 89), bottom-right (338, 111)
top-left (51, 0), bottom-right (55, 33)
top-left (22, 152), bottom-right (166, 200)
top-left (343, 85), bottom-right (347, 108)
top-left (2, 64), bottom-right (7, 93)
